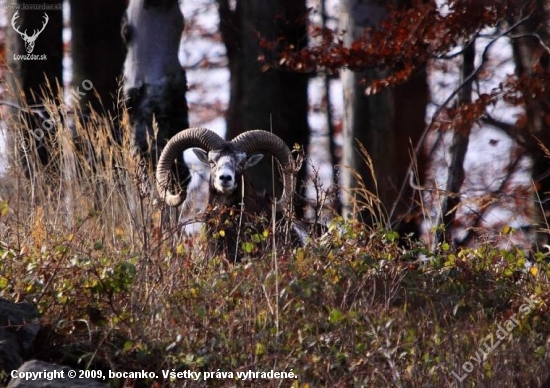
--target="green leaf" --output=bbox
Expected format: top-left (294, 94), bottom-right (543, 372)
top-left (123, 340), bottom-right (134, 352)
top-left (242, 242), bottom-right (254, 253)
top-left (0, 200), bottom-right (8, 217)
top-left (385, 231), bottom-right (399, 242)
top-left (535, 346), bottom-right (546, 358)
top-left (329, 308), bottom-right (345, 324)
top-left (254, 342), bottom-right (266, 356)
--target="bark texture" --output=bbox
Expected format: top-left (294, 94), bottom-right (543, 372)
top-left (123, 0), bottom-right (190, 182)
top-left (435, 42), bottom-right (475, 245)
top-left (218, 0), bottom-right (310, 215)
top-left (510, 0), bottom-right (550, 236)
top-left (340, 0), bottom-right (428, 228)
top-left (70, 0), bottom-right (126, 119)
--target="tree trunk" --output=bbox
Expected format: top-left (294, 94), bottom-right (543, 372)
top-left (341, 66), bottom-right (394, 224)
top-left (434, 42), bottom-right (475, 245)
top-left (218, 0), bottom-right (310, 216)
top-left (340, 0), bottom-right (428, 229)
top-left (321, 0), bottom-right (342, 214)
top-left (122, 0), bottom-right (189, 183)
top-left (68, 0), bottom-right (127, 210)
top-left (5, 0), bottom-right (63, 171)
top-left (70, 0), bottom-right (126, 121)
top-left (510, 0), bottom-right (550, 245)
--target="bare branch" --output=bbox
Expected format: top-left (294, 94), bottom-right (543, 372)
top-left (508, 32), bottom-right (550, 54)
top-left (389, 10), bottom-right (533, 222)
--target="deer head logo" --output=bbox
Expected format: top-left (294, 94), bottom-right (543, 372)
top-left (11, 11), bottom-right (49, 54)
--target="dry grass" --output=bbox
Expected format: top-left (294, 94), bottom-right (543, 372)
top-left (0, 90), bottom-right (550, 387)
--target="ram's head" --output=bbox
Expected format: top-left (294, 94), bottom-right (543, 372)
top-left (156, 128), bottom-right (296, 212)
top-left (192, 144), bottom-right (264, 195)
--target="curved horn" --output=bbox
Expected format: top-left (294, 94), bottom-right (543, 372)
top-left (156, 127), bottom-right (225, 207)
top-left (231, 130), bottom-right (296, 213)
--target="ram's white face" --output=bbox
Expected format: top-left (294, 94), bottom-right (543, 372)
top-left (193, 149), bottom-right (264, 194)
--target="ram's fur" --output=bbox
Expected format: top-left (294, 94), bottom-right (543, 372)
top-left (156, 128), bottom-right (296, 262)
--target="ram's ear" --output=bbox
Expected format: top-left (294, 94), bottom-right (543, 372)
top-left (192, 149), bottom-right (209, 165)
top-left (245, 154), bottom-right (264, 168)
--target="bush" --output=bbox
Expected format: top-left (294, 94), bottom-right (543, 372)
top-left (1, 99), bottom-right (550, 387)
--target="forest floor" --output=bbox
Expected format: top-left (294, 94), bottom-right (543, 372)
top-left (0, 109), bottom-right (549, 387)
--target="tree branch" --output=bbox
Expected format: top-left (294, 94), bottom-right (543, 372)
top-left (389, 9), bottom-right (533, 226)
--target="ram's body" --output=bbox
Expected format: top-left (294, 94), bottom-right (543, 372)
top-left (156, 128), bottom-right (295, 262)
top-left (193, 144), bottom-right (266, 261)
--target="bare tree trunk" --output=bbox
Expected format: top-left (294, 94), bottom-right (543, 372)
top-left (122, 0), bottom-right (189, 183)
top-left (510, 0), bottom-right (550, 245)
top-left (70, 0), bottom-right (126, 121)
top-left (341, 66), bottom-right (394, 224)
top-left (340, 0), bottom-right (428, 229)
top-left (218, 0), bottom-right (310, 216)
top-left (68, 0), bottom-right (127, 211)
top-left (434, 41), bottom-right (476, 245)
top-left (5, 0), bottom-right (63, 171)
top-left (320, 0), bottom-right (342, 214)
top-left (340, 0), bottom-right (389, 224)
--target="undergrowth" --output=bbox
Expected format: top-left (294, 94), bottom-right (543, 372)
top-left (0, 93), bottom-right (549, 387)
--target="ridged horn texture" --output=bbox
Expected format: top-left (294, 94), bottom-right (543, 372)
top-left (231, 130), bottom-right (296, 213)
top-left (156, 127), bottom-right (225, 207)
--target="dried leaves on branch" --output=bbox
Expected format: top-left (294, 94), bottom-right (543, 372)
top-left (261, 1), bottom-right (540, 92)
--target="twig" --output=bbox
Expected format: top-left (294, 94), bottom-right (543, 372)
top-left (389, 10), bottom-right (533, 223)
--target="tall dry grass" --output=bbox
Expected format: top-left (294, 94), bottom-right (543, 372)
top-left (0, 86), bottom-right (550, 387)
